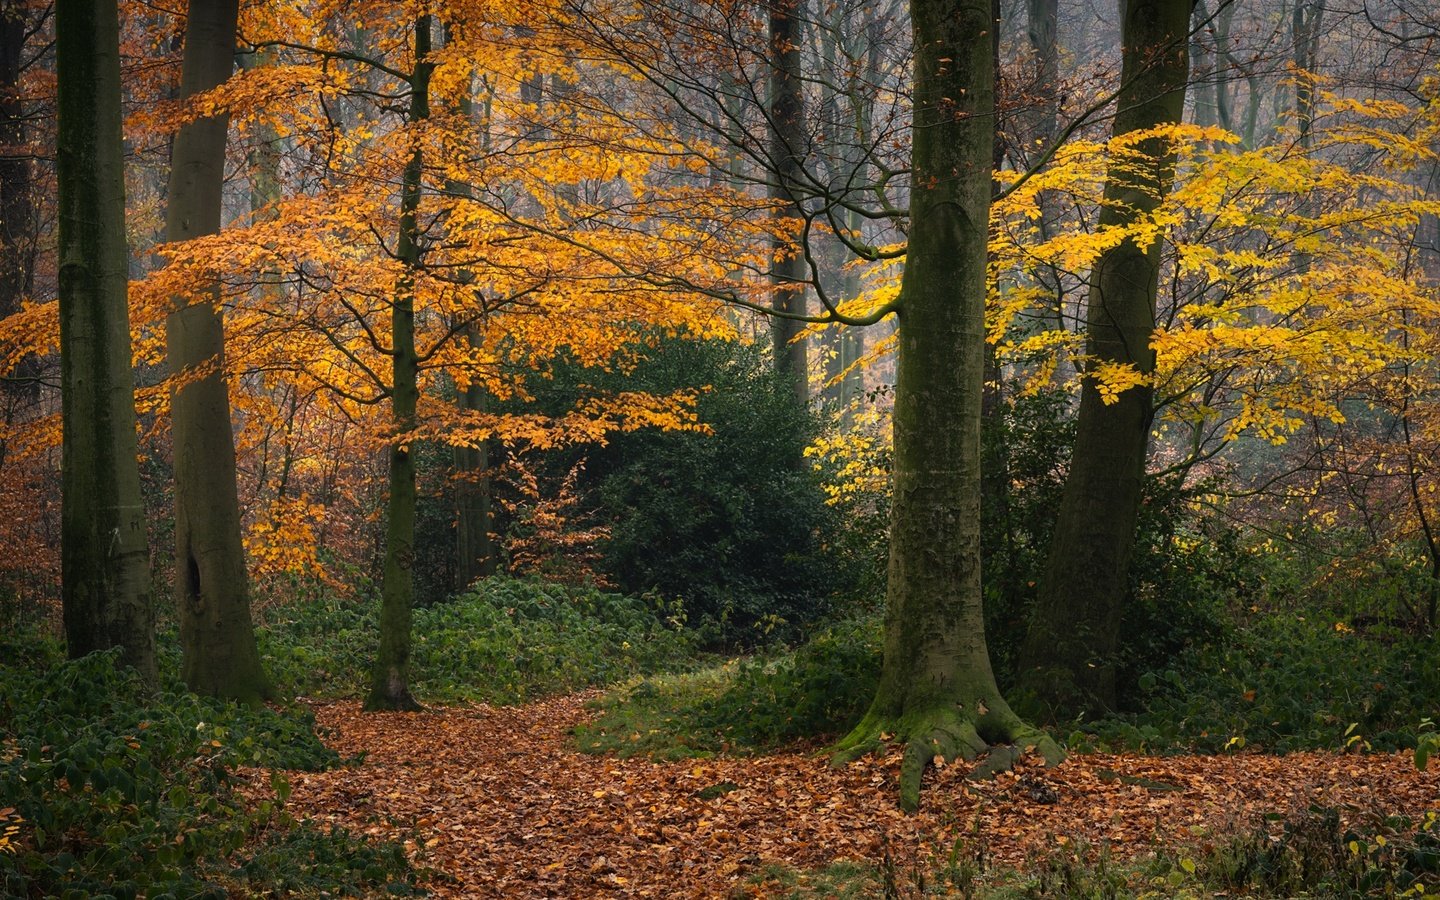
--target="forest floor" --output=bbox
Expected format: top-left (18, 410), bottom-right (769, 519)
top-left (243, 696), bottom-right (1440, 898)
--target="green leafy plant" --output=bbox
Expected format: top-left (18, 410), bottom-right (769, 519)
top-left (0, 649), bottom-right (420, 898)
top-left (261, 576), bottom-right (697, 704)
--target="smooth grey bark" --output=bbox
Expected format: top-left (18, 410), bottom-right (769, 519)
top-left (366, 15), bottom-right (433, 712)
top-left (1019, 0), bottom-right (1194, 718)
top-left (166, 0), bottom-right (271, 701)
top-left (768, 0), bottom-right (808, 405)
top-left (834, 0), bottom-right (1061, 813)
top-left (55, 0), bottom-right (156, 681)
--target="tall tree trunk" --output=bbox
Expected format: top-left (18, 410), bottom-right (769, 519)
top-left (165, 0), bottom-right (271, 702)
top-left (768, 0), bottom-right (808, 405)
top-left (367, 15), bottom-right (433, 712)
top-left (1019, 0), bottom-right (1194, 718)
top-left (981, 0), bottom-right (1011, 574)
top-left (55, 0), bottom-right (156, 681)
top-left (1026, 0), bottom-right (1070, 378)
top-left (446, 26), bottom-right (496, 591)
top-left (1292, 0), bottom-right (1323, 150)
top-left (834, 0), bottom-right (1061, 813)
top-left (0, 0), bottom-right (37, 468)
top-left (454, 338), bottom-right (496, 591)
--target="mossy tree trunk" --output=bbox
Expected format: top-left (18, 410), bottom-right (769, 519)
top-left (366, 15), bottom-right (433, 712)
top-left (768, 0), bottom-right (808, 405)
top-left (165, 0), bottom-right (272, 702)
top-left (833, 0), bottom-right (1062, 814)
top-left (1018, 0), bottom-right (1193, 718)
top-left (55, 0), bottom-right (156, 681)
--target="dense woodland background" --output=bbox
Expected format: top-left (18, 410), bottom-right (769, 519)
top-left (2, 0), bottom-right (1440, 895)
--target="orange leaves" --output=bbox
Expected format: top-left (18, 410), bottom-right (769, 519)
top-left (244, 495), bottom-right (328, 590)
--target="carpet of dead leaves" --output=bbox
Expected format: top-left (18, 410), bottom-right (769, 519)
top-left (246, 695), bottom-right (1440, 898)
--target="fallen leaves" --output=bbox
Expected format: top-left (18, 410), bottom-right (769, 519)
top-left (242, 696), bottom-right (1440, 897)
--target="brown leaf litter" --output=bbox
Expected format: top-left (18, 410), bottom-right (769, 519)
top-left (240, 695), bottom-right (1440, 897)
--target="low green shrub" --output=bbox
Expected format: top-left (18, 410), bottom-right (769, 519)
top-left (747, 808), bottom-right (1440, 898)
top-left (1149, 807), bottom-right (1440, 898)
top-left (261, 576), bottom-right (697, 704)
top-left (577, 617), bottom-right (881, 758)
top-left (0, 649), bottom-right (419, 898)
top-left (1075, 613), bottom-right (1440, 754)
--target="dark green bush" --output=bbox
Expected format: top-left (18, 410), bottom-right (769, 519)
top-left (980, 390), bottom-right (1237, 707)
top-left (0, 649), bottom-right (419, 898)
top-left (261, 576), bottom-right (696, 704)
top-left (1077, 612), bottom-right (1440, 753)
top-left (508, 336), bottom-right (855, 646)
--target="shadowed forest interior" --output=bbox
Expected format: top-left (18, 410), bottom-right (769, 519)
top-left (2, 0), bottom-right (1440, 895)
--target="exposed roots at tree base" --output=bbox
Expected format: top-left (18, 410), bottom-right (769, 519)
top-left (832, 706), bottom-right (1065, 813)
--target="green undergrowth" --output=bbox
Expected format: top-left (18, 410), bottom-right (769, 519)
top-left (576, 617), bottom-right (881, 758)
top-left (743, 807), bottom-right (1440, 898)
top-left (1071, 614), bottom-right (1440, 758)
top-left (0, 646), bottom-right (421, 898)
top-left (580, 610), bottom-right (1440, 768)
top-left (260, 576), bottom-right (698, 704)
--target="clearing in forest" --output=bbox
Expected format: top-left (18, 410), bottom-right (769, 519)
top-left (252, 696), bottom-right (1440, 897)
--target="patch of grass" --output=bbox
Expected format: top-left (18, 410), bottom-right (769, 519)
top-left (576, 617), bottom-right (880, 759)
top-left (260, 575), bottom-right (698, 704)
top-left (0, 649), bottom-right (421, 898)
top-left (743, 859), bottom-right (880, 898)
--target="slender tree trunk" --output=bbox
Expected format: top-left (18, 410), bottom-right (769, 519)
top-left (165, 0), bottom-right (271, 701)
top-left (55, 0), bottom-right (156, 681)
top-left (834, 0), bottom-right (1061, 813)
top-left (1019, 0), bottom-right (1194, 718)
top-left (454, 348), bottom-right (496, 591)
top-left (367, 16), bottom-right (433, 712)
top-left (1026, 0), bottom-right (1071, 380)
top-left (768, 0), bottom-right (808, 404)
top-left (1293, 0), bottom-right (1323, 150)
top-left (981, 0), bottom-right (1011, 568)
top-left (0, 0), bottom-right (37, 468)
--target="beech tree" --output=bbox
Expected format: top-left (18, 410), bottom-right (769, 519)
top-left (55, 0), bottom-right (155, 680)
top-left (367, 13), bottom-right (433, 712)
top-left (832, 0), bottom-right (1062, 813)
top-left (166, 0), bottom-right (272, 701)
top-left (767, 0), bottom-right (808, 403)
top-left (1018, 0), bottom-right (1197, 717)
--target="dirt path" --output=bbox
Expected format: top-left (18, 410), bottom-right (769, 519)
top-left (268, 697), bottom-right (1440, 897)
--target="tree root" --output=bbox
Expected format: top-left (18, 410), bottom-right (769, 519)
top-left (833, 705), bottom-right (1065, 813)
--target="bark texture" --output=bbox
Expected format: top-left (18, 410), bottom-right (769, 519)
top-left (166, 0), bottom-right (271, 701)
top-left (834, 0), bottom-right (1061, 813)
top-left (366, 16), bottom-right (433, 712)
top-left (1018, 0), bottom-right (1194, 718)
top-left (768, 0), bottom-right (808, 404)
top-left (55, 0), bottom-right (156, 680)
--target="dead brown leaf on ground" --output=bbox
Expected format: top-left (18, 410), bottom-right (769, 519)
top-left (240, 696), bottom-right (1440, 898)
